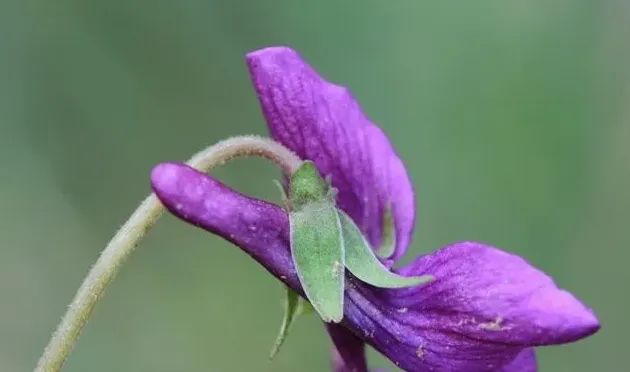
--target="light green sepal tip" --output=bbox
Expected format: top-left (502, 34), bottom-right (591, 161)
top-left (272, 179), bottom-right (289, 208)
top-left (299, 299), bottom-right (314, 314)
top-left (289, 161), bottom-right (329, 207)
top-left (269, 288), bottom-right (309, 359)
top-left (377, 204), bottom-right (396, 258)
top-left (289, 201), bottom-right (345, 323)
top-left (339, 210), bottom-right (434, 288)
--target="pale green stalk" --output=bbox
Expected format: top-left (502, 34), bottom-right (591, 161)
top-left (34, 136), bottom-right (301, 372)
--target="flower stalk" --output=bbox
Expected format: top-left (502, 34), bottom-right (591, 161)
top-left (34, 136), bottom-right (301, 372)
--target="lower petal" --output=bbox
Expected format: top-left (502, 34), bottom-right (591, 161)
top-left (502, 348), bottom-right (537, 372)
top-left (391, 242), bottom-right (599, 345)
top-left (342, 284), bottom-right (525, 371)
top-left (328, 324), bottom-right (369, 372)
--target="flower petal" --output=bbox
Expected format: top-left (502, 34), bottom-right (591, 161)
top-left (150, 162), bottom-right (299, 289)
top-left (335, 242), bottom-right (598, 371)
top-left (390, 242), bottom-right (600, 345)
top-left (246, 46), bottom-right (414, 261)
top-left (501, 348), bottom-right (537, 372)
top-left (342, 283), bottom-right (525, 371)
top-left (328, 324), bottom-right (369, 372)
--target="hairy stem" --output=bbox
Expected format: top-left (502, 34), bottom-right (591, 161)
top-left (34, 135), bottom-right (301, 372)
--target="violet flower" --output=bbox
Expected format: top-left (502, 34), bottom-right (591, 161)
top-left (150, 47), bottom-right (599, 372)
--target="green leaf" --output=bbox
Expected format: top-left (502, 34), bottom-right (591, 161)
top-left (288, 161), bottom-right (345, 323)
top-left (269, 288), bottom-right (307, 359)
top-left (377, 204), bottom-right (396, 258)
top-left (339, 210), bottom-right (434, 288)
top-left (290, 201), bottom-right (345, 323)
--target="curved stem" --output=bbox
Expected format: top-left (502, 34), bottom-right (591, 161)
top-left (34, 136), bottom-right (301, 372)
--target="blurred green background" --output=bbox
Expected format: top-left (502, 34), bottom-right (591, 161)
top-left (1, 0), bottom-right (626, 371)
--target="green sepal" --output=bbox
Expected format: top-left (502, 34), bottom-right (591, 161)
top-left (289, 201), bottom-right (345, 323)
top-left (377, 204), bottom-right (396, 258)
top-left (272, 179), bottom-right (290, 209)
top-left (339, 210), bottom-right (434, 288)
top-left (289, 161), bottom-right (329, 208)
top-left (269, 288), bottom-right (309, 359)
top-left (288, 161), bottom-right (345, 323)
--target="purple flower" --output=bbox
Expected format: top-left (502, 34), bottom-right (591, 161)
top-left (150, 46), bottom-right (599, 372)
top-left (247, 48), bottom-right (414, 263)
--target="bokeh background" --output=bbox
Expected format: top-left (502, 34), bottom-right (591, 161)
top-left (1, 0), bottom-right (627, 371)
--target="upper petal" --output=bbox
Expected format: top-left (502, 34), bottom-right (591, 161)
top-left (246, 46), bottom-right (414, 261)
top-left (391, 242), bottom-right (600, 345)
